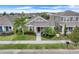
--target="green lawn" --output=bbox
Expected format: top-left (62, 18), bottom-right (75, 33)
top-left (0, 35), bottom-right (35, 40)
top-left (0, 44), bottom-right (78, 49)
top-left (0, 34), bottom-right (69, 40)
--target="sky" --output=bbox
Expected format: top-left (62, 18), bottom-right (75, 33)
top-left (0, 5), bottom-right (79, 13)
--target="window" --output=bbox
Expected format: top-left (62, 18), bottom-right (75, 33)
top-left (0, 26), bottom-right (2, 32)
top-left (61, 17), bottom-right (63, 21)
top-left (5, 26), bottom-right (11, 32)
top-left (61, 17), bottom-right (74, 22)
top-left (67, 27), bottom-right (73, 32)
top-left (70, 17), bottom-right (73, 21)
top-left (29, 26), bottom-right (33, 31)
top-left (66, 17), bottom-right (70, 21)
top-left (76, 17), bottom-right (78, 21)
top-left (5, 26), bottom-right (9, 31)
top-left (63, 17), bottom-right (65, 21)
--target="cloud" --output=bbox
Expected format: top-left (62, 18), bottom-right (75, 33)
top-left (50, 5), bottom-right (69, 10)
top-left (0, 5), bottom-right (79, 13)
top-left (39, 6), bottom-right (52, 9)
top-left (69, 5), bottom-right (79, 8)
top-left (15, 5), bottom-right (79, 11)
top-left (68, 5), bottom-right (79, 10)
top-left (16, 6), bottom-right (32, 10)
top-left (0, 8), bottom-right (63, 13)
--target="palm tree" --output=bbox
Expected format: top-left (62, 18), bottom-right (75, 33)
top-left (13, 16), bottom-right (27, 35)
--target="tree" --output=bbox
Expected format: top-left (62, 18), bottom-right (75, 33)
top-left (68, 26), bottom-right (79, 46)
top-left (41, 27), bottom-right (56, 38)
top-left (10, 12), bottom-right (14, 15)
top-left (3, 12), bottom-right (6, 15)
top-left (13, 16), bottom-right (27, 35)
top-left (40, 13), bottom-right (49, 19)
top-left (64, 24), bottom-right (67, 36)
top-left (21, 12), bottom-right (25, 16)
top-left (54, 26), bottom-right (60, 34)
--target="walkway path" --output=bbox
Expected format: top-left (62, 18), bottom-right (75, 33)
top-left (0, 40), bottom-right (72, 44)
top-left (36, 32), bottom-right (41, 41)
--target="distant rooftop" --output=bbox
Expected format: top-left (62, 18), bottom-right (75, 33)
top-left (54, 10), bottom-right (79, 16)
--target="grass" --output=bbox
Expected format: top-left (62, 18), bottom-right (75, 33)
top-left (0, 44), bottom-right (78, 49)
top-left (42, 36), bottom-right (69, 40)
top-left (0, 35), bottom-right (35, 40)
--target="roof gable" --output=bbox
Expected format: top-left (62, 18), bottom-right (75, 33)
top-left (27, 16), bottom-right (48, 25)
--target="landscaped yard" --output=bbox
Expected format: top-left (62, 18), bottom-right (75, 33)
top-left (0, 35), bottom-right (35, 40)
top-left (0, 34), bottom-right (69, 40)
top-left (0, 43), bottom-right (78, 49)
top-left (42, 36), bottom-right (69, 40)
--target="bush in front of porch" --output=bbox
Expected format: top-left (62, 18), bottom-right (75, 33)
top-left (41, 27), bottom-right (57, 39)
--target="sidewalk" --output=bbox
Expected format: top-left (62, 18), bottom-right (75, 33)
top-left (0, 40), bottom-right (72, 44)
top-left (0, 49), bottom-right (79, 54)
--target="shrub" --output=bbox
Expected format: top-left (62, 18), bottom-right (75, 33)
top-left (0, 32), bottom-right (14, 36)
top-left (41, 27), bottom-right (56, 38)
top-left (68, 26), bottom-right (79, 45)
top-left (24, 31), bottom-right (35, 35)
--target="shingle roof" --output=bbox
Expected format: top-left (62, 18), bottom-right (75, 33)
top-left (0, 16), bottom-right (12, 26)
top-left (26, 16), bottom-right (49, 27)
top-left (0, 15), bottom-right (22, 26)
top-left (54, 10), bottom-right (79, 16)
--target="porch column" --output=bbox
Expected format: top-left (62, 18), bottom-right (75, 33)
top-left (2, 26), bottom-right (6, 32)
top-left (61, 25), bottom-right (64, 34)
top-left (11, 26), bottom-right (13, 31)
top-left (34, 26), bottom-right (37, 33)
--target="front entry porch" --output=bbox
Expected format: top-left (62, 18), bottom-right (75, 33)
top-left (33, 27), bottom-right (43, 33)
top-left (27, 26), bottom-right (43, 41)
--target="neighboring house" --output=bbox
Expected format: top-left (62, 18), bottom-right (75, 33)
top-left (0, 10), bottom-right (79, 34)
top-left (51, 10), bottom-right (79, 34)
top-left (0, 16), bottom-right (13, 32)
top-left (0, 15), bottom-right (19, 32)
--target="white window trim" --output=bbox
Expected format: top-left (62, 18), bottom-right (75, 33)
top-left (60, 16), bottom-right (79, 22)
